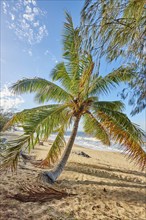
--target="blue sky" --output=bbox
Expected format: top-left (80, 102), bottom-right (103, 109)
top-left (1, 0), bottom-right (145, 131)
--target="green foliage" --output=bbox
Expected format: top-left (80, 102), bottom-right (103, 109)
top-left (81, 0), bottom-right (146, 114)
top-left (1, 12), bottom-right (145, 171)
top-left (40, 125), bottom-right (66, 167)
top-left (93, 101), bottom-right (125, 112)
top-left (83, 112), bottom-right (110, 145)
top-left (11, 77), bottom-right (73, 103)
top-left (51, 62), bottom-right (72, 91)
top-left (1, 135), bottom-right (30, 171)
top-left (82, 0), bottom-right (145, 61)
top-left (3, 104), bottom-right (61, 131)
top-left (89, 65), bottom-right (136, 96)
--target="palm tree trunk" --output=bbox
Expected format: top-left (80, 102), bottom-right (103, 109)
top-left (39, 116), bottom-right (80, 184)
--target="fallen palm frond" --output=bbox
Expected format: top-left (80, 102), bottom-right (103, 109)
top-left (7, 182), bottom-right (71, 202)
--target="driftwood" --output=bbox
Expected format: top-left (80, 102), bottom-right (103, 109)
top-left (7, 182), bottom-right (70, 202)
top-left (39, 141), bottom-right (44, 145)
top-left (73, 151), bottom-right (91, 158)
top-left (20, 151), bottom-right (43, 165)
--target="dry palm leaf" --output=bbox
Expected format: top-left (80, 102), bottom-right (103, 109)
top-left (7, 182), bottom-right (71, 202)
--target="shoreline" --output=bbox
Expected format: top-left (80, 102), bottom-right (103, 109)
top-left (1, 130), bottom-right (146, 154)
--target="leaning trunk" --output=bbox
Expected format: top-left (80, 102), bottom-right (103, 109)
top-left (40, 116), bottom-right (80, 183)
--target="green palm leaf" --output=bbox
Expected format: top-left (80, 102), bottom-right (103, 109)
top-left (63, 12), bottom-right (81, 66)
top-left (63, 12), bottom-right (81, 93)
top-left (0, 105), bottom-right (71, 170)
top-left (89, 66), bottom-right (136, 95)
top-left (93, 101), bottom-right (125, 112)
top-left (11, 78), bottom-right (73, 103)
top-left (22, 105), bottom-right (70, 147)
top-left (40, 125), bottom-right (66, 167)
top-left (0, 135), bottom-right (30, 171)
top-left (83, 111), bottom-right (110, 145)
top-left (51, 62), bottom-right (72, 91)
top-left (79, 53), bottom-right (94, 98)
top-left (3, 104), bottom-right (61, 131)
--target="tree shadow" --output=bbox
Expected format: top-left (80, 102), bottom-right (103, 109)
top-left (65, 162), bottom-right (146, 183)
top-left (57, 179), bottom-right (146, 204)
top-left (59, 178), bottom-right (145, 189)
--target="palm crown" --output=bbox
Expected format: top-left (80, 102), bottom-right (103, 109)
top-left (1, 13), bottom-right (145, 174)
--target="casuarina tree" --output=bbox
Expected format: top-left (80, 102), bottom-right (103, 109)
top-left (81, 0), bottom-right (146, 115)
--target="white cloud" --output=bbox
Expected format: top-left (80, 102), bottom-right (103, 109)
top-left (2, 1), bottom-right (8, 14)
top-left (33, 7), bottom-right (39, 15)
top-left (2, 0), bottom-right (48, 45)
top-left (24, 0), bottom-right (33, 6)
top-left (11, 14), bottom-right (15, 20)
top-left (0, 85), bottom-right (24, 112)
top-left (32, 0), bottom-right (37, 6)
top-left (25, 5), bottom-right (32, 14)
top-left (23, 13), bottom-right (34, 21)
top-left (33, 21), bottom-right (39, 27)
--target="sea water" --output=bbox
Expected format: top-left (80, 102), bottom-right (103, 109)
top-left (11, 129), bottom-right (146, 153)
top-left (50, 131), bottom-right (146, 153)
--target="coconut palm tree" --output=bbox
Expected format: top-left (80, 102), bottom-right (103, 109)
top-left (1, 13), bottom-right (145, 183)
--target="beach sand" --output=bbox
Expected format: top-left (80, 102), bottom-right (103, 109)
top-left (0, 137), bottom-right (146, 220)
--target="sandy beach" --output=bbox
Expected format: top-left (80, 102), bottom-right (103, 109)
top-left (0, 136), bottom-right (146, 220)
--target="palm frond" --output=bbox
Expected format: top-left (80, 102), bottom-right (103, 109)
top-left (0, 135), bottom-right (30, 171)
top-left (11, 78), bottom-right (73, 103)
top-left (22, 105), bottom-right (70, 148)
top-left (89, 66), bottom-right (136, 96)
top-left (0, 105), bottom-right (71, 170)
top-left (79, 53), bottom-right (94, 98)
top-left (39, 125), bottom-right (66, 167)
top-left (63, 12), bottom-right (81, 65)
top-left (83, 111), bottom-right (110, 145)
top-left (51, 62), bottom-right (72, 91)
top-left (63, 12), bottom-right (81, 88)
top-left (95, 108), bottom-right (146, 169)
top-left (3, 104), bottom-right (61, 131)
top-left (93, 101), bottom-right (125, 112)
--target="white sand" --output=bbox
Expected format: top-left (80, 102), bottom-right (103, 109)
top-left (0, 138), bottom-right (146, 220)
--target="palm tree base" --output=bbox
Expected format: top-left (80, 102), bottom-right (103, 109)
top-left (38, 171), bottom-right (55, 184)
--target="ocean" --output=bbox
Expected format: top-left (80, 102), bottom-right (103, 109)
top-left (50, 131), bottom-right (146, 153)
top-left (9, 129), bottom-right (146, 153)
